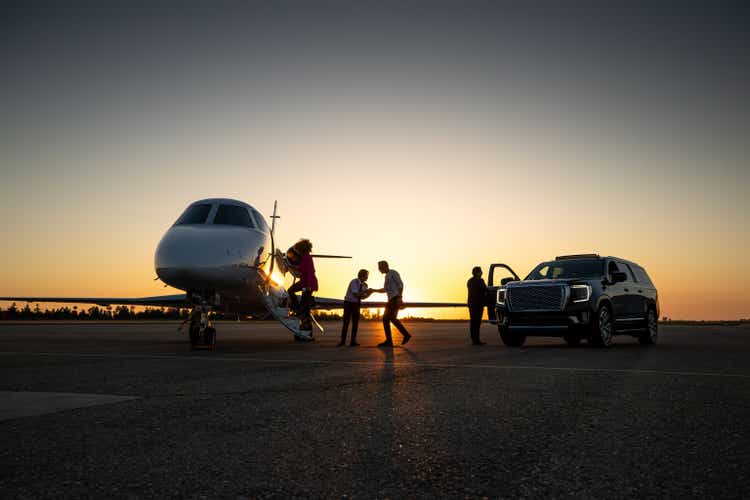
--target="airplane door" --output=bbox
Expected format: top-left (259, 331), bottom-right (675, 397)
top-left (486, 263), bottom-right (520, 323)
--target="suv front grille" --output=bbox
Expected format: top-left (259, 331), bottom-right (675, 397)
top-left (507, 285), bottom-right (566, 312)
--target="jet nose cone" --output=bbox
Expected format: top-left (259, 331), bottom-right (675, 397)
top-left (154, 226), bottom-right (212, 284)
top-left (155, 227), bottom-right (186, 271)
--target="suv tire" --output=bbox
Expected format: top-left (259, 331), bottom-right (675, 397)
top-left (639, 308), bottom-right (658, 345)
top-left (589, 304), bottom-right (614, 347)
top-left (499, 325), bottom-right (526, 347)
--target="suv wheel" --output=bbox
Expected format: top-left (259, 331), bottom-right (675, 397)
top-left (589, 305), bottom-right (614, 347)
top-left (499, 325), bottom-right (526, 347)
top-left (639, 308), bottom-right (658, 345)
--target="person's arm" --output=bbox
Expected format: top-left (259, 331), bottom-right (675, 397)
top-left (355, 283), bottom-right (371, 299)
top-left (177, 317), bottom-right (189, 331)
top-left (177, 310), bottom-right (196, 331)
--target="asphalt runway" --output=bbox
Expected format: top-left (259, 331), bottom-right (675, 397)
top-left (1, 321), bottom-right (749, 499)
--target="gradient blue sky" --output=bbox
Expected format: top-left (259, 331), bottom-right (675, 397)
top-left (1, 2), bottom-right (748, 319)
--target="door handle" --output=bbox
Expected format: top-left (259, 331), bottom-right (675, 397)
top-left (624, 288), bottom-right (629, 292)
top-left (638, 289), bottom-right (643, 293)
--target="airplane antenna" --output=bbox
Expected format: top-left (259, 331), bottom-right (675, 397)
top-left (267, 200), bottom-right (280, 277)
top-left (270, 200), bottom-right (280, 236)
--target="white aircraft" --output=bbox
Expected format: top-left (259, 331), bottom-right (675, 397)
top-left (1, 198), bottom-right (464, 346)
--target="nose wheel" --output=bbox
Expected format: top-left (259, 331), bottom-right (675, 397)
top-left (190, 323), bottom-right (216, 350)
top-left (179, 302), bottom-right (217, 350)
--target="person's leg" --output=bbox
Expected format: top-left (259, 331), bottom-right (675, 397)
top-left (469, 306), bottom-right (482, 344)
top-left (341, 302), bottom-right (352, 345)
top-left (381, 303), bottom-right (394, 345)
top-left (390, 315), bottom-right (408, 334)
top-left (389, 298), bottom-right (411, 343)
top-left (468, 306), bottom-right (476, 342)
top-left (287, 281), bottom-right (303, 310)
top-left (299, 290), bottom-right (313, 331)
top-left (350, 304), bottom-right (360, 345)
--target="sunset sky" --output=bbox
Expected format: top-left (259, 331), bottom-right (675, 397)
top-left (1, 2), bottom-right (748, 320)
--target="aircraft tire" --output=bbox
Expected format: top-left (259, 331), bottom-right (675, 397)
top-left (205, 327), bottom-right (216, 346)
top-left (189, 325), bottom-right (200, 347)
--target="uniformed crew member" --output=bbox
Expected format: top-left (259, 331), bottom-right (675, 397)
top-left (339, 269), bottom-right (371, 347)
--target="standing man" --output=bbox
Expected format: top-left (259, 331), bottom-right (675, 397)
top-left (339, 269), bottom-right (371, 347)
top-left (371, 260), bottom-right (412, 347)
top-left (467, 266), bottom-right (488, 345)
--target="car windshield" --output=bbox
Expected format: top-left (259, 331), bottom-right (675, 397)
top-left (525, 259), bottom-right (604, 280)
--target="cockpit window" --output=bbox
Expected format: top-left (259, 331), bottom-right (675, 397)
top-left (213, 204), bottom-right (254, 228)
top-left (174, 204), bottom-right (212, 225)
top-left (251, 209), bottom-right (269, 233)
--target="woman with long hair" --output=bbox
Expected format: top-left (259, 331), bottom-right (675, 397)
top-left (286, 239), bottom-right (318, 334)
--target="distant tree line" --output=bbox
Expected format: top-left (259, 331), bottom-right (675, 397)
top-left (660, 317), bottom-right (750, 326)
top-left (0, 303), bottom-right (446, 322)
top-left (0, 303), bottom-right (188, 321)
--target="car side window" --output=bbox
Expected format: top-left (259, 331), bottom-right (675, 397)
top-left (617, 262), bottom-right (635, 282)
top-left (634, 265), bottom-right (654, 286)
top-left (536, 265), bottom-right (549, 279)
top-left (607, 261), bottom-right (619, 276)
top-left (625, 264), bottom-right (638, 283)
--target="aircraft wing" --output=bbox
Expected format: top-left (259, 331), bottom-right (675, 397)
top-left (0, 294), bottom-right (188, 308)
top-left (314, 297), bottom-right (466, 309)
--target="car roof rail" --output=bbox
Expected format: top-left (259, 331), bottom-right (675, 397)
top-left (555, 253), bottom-right (600, 260)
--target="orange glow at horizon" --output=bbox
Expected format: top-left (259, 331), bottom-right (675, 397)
top-left (1, 104), bottom-right (748, 321)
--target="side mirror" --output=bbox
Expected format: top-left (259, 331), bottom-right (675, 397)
top-left (500, 277), bottom-right (516, 285)
top-left (611, 271), bottom-right (627, 284)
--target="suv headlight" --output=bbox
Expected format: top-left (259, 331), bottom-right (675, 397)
top-left (570, 284), bottom-right (591, 303)
top-left (496, 287), bottom-right (507, 306)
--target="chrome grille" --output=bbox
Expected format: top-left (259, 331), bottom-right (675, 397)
top-left (507, 285), bottom-right (566, 312)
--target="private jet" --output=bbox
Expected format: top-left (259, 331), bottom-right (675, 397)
top-left (1, 198), bottom-right (463, 347)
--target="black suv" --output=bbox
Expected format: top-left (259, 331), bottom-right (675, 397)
top-left (487, 255), bottom-right (659, 347)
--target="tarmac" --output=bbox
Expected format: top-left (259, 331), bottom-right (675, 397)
top-left (1, 320), bottom-right (749, 498)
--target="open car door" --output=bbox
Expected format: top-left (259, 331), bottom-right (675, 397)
top-left (485, 263), bottom-right (520, 323)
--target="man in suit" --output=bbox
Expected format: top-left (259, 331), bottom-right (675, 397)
top-left (467, 266), bottom-right (487, 345)
top-left (370, 260), bottom-right (411, 347)
top-left (339, 269), bottom-right (371, 347)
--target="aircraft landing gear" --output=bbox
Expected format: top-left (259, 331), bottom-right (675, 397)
top-left (181, 302), bottom-right (216, 350)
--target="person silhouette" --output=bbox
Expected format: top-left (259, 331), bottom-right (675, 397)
top-left (339, 269), bottom-right (371, 347)
top-left (370, 260), bottom-right (411, 347)
top-left (286, 239), bottom-right (318, 335)
top-left (467, 266), bottom-right (488, 345)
